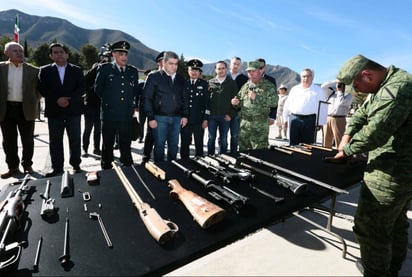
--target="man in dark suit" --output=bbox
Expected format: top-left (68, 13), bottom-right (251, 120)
top-left (0, 42), bottom-right (41, 178)
top-left (94, 40), bottom-right (140, 169)
top-left (82, 44), bottom-right (111, 157)
top-left (180, 59), bottom-right (209, 158)
top-left (228, 57), bottom-right (248, 156)
top-left (38, 42), bottom-right (85, 177)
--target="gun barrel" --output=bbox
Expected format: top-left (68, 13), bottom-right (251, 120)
top-left (239, 153), bottom-right (348, 194)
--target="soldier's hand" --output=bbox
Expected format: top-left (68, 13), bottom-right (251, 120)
top-left (248, 90), bottom-right (256, 101)
top-left (338, 134), bottom-right (351, 151)
top-left (149, 120), bottom-right (157, 129)
top-left (231, 96), bottom-right (239, 106)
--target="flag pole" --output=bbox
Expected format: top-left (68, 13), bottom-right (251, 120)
top-left (14, 13), bottom-right (20, 43)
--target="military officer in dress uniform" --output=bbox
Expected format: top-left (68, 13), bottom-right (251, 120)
top-left (180, 59), bottom-right (210, 158)
top-left (94, 40), bottom-right (141, 169)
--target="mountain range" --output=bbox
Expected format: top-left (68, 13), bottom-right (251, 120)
top-left (0, 9), bottom-right (300, 88)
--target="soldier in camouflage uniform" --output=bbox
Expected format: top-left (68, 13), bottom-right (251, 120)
top-left (333, 55), bottom-right (412, 277)
top-left (231, 61), bottom-right (278, 151)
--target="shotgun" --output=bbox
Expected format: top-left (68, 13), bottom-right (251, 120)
top-left (111, 162), bottom-right (178, 244)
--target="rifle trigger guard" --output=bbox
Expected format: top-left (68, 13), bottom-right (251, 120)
top-left (164, 220), bottom-right (179, 233)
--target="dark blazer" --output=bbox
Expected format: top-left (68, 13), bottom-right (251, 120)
top-left (0, 62), bottom-right (41, 121)
top-left (264, 74), bottom-right (277, 88)
top-left (143, 69), bottom-right (188, 121)
top-left (38, 63), bottom-right (85, 117)
top-left (234, 73), bottom-right (248, 92)
top-left (94, 62), bottom-right (140, 121)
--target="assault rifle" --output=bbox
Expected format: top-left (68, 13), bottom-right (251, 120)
top-left (171, 160), bottom-right (248, 213)
top-left (192, 156), bottom-right (253, 183)
top-left (0, 174), bottom-right (31, 271)
top-left (239, 153), bottom-right (349, 194)
top-left (217, 153), bottom-right (306, 195)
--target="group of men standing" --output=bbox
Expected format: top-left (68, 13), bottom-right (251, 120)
top-left (0, 39), bottom-right (412, 277)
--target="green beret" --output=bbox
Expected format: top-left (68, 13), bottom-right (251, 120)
top-left (247, 61), bottom-right (261, 71)
top-left (337, 54), bottom-right (370, 85)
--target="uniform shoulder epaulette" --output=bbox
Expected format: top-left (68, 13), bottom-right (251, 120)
top-left (127, 64), bottom-right (138, 71)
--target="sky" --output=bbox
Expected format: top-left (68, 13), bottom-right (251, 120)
top-left (2, 0), bottom-right (412, 82)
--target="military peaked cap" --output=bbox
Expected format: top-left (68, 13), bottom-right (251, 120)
top-left (155, 51), bottom-right (166, 62)
top-left (186, 59), bottom-right (203, 70)
top-left (111, 41), bottom-right (130, 52)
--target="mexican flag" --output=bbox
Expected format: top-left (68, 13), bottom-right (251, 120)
top-left (14, 14), bottom-right (20, 43)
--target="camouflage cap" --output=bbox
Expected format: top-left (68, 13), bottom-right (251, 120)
top-left (247, 61), bottom-right (261, 71)
top-left (337, 54), bottom-right (370, 85)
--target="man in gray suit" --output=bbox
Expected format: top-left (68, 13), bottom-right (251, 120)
top-left (0, 42), bottom-right (41, 178)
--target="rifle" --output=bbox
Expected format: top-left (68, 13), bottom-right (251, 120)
top-left (239, 153), bottom-right (349, 194)
top-left (0, 174), bottom-right (31, 271)
top-left (208, 155), bottom-right (254, 181)
top-left (171, 160), bottom-right (248, 213)
top-left (239, 162), bottom-right (307, 195)
top-left (192, 156), bottom-right (252, 182)
top-left (111, 162), bottom-right (178, 244)
top-left (168, 179), bottom-right (225, 228)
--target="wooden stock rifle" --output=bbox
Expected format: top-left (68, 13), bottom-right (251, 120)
top-left (168, 179), bottom-right (225, 228)
top-left (111, 162), bottom-right (178, 244)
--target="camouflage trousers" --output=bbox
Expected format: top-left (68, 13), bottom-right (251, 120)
top-left (238, 120), bottom-right (269, 151)
top-left (354, 180), bottom-right (412, 277)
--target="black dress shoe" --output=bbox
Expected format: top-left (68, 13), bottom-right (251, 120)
top-left (44, 169), bottom-right (63, 178)
top-left (93, 149), bottom-right (101, 155)
top-left (1, 168), bottom-right (20, 179)
top-left (72, 166), bottom-right (82, 173)
top-left (82, 150), bottom-right (88, 157)
top-left (23, 166), bottom-right (34, 174)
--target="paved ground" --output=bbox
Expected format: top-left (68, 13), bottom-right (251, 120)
top-left (1, 114), bottom-right (412, 276)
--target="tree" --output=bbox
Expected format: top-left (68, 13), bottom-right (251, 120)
top-left (80, 44), bottom-right (98, 69)
top-left (24, 39), bottom-right (29, 58)
top-left (0, 36), bottom-right (12, 61)
top-left (31, 43), bottom-right (50, 66)
top-left (177, 53), bottom-right (188, 79)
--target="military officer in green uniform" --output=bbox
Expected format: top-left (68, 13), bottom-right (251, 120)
top-left (333, 54), bottom-right (412, 277)
top-left (231, 61), bottom-right (278, 151)
top-left (94, 41), bottom-right (140, 169)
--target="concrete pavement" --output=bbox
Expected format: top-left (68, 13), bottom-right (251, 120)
top-left (1, 115), bottom-right (412, 276)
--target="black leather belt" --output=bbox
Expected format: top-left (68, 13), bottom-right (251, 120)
top-left (291, 113), bottom-right (315, 118)
top-left (328, 115), bottom-right (346, 118)
top-left (7, 101), bottom-right (23, 106)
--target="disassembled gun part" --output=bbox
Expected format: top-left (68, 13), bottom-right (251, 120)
top-left (89, 212), bottom-right (113, 248)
